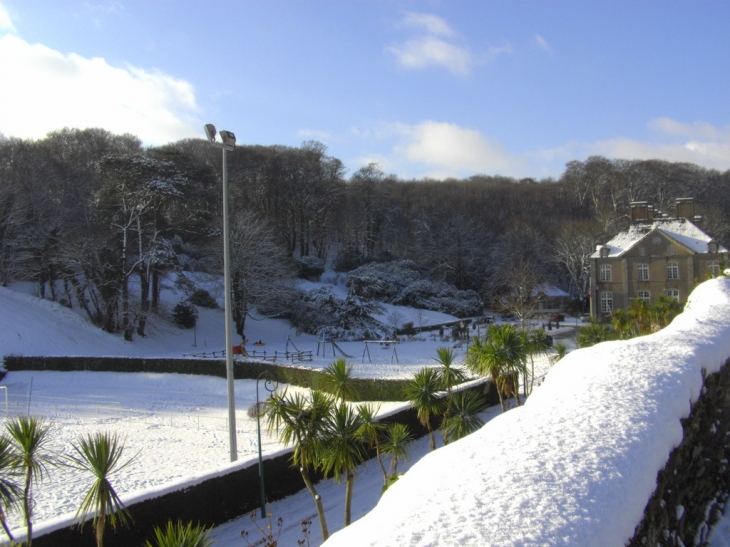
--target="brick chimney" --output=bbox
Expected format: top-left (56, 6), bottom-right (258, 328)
top-left (630, 202), bottom-right (652, 223)
top-left (675, 198), bottom-right (695, 220)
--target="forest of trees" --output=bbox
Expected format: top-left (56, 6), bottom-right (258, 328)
top-left (2, 127), bottom-right (729, 339)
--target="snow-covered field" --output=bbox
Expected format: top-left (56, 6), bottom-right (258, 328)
top-left (1, 274), bottom-right (729, 546)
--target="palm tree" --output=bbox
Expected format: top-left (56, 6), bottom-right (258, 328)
top-left (441, 390), bottom-right (488, 443)
top-left (403, 367), bottom-right (442, 450)
top-left (320, 358), bottom-right (358, 401)
top-left (0, 436), bottom-right (21, 544)
top-left (380, 423), bottom-right (413, 479)
top-left (144, 520), bottom-right (213, 547)
top-left (264, 389), bottom-right (334, 540)
top-left (576, 322), bottom-right (616, 348)
top-left (552, 341), bottom-right (569, 364)
top-left (319, 403), bottom-right (367, 527)
top-left (6, 416), bottom-right (52, 547)
top-left (355, 403), bottom-right (388, 487)
top-left (466, 324), bottom-right (527, 412)
top-left (433, 346), bottom-right (467, 445)
top-left (65, 432), bottom-right (137, 547)
top-left (524, 329), bottom-right (551, 395)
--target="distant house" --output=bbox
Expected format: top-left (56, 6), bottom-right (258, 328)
top-left (533, 284), bottom-right (570, 314)
top-left (589, 198), bottom-right (728, 317)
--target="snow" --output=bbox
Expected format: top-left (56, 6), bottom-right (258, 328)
top-left (322, 277), bottom-right (730, 547)
top-left (1, 276), bottom-right (730, 546)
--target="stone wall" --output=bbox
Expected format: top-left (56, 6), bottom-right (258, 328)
top-left (627, 359), bottom-right (730, 547)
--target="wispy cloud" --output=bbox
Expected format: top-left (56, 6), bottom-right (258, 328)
top-left (0, 2), bottom-right (17, 34)
top-left (388, 36), bottom-right (473, 75)
top-left (402, 12), bottom-right (455, 37)
top-left (0, 34), bottom-right (200, 144)
top-left (533, 34), bottom-right (552, 54)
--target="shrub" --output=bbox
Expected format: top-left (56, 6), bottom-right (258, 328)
top-left (187, 289), bottom-right (217, 309)
top-left (172, 302), bottom-right (198, 329)
top-left (332, 247), bottom-right (368, 272)
top-left (295, 256), bottom-right (325, 280)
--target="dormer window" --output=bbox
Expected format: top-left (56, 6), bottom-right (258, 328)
top-left (708, 240), bottom-right (718, 254)
top-left (599, 246), bottom-right (610, 258)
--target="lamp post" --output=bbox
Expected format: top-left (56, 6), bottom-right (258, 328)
top-left (204, 123), bottom-right (238, 462)
top-left (255, 370), bottom-right (278, 518)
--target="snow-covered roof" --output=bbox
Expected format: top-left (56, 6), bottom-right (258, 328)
top-left (323, 278), bottom-right (730, 547)
top-left (533, 283), bottom-right (569, 297)
top-left (592, 218), bottom-right (729, 258)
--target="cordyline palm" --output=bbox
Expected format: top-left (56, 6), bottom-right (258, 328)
top-left (65, 432), bottom-right (137, 547)
top-left (144, 520), bottom-right (213, 547)
top-left (264, 389), bottom-right (334, 540)
top-left (441, 390), bottom-right (488, 443)
top-left (433, 347), bottom-right (466, 445)
top-left (319, 403), bottom-right (367, 527)
top-left (0, 436), bottom-right (21, 544)
top-left (403, 367), bottom-right (442, 451)
top-left (320, 358), bottom-right (358, 402)
top-left (355, 403), bottom-right (389, 487)
top-left (6, 416), bottom-right (53, 547)
top-left (466, 324), bottom-right (527, 412)
top-left (380, 422), bottom-right (413, 479)
top-left (524, 329), bottom-right (551, 396)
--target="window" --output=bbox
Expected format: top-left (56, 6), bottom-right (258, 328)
top-left (666, 261), bottom-right (679, 280)
top-left (708, 260), bottom-right (720, 277)
top-left (600, 292), bottom-right (614, 313)
top-left (667, 289), bottom-right (679, 301)
top-left (709, 241), bottom-right (718, 254)
top-left (668, 245), bottom-right (675, 256)
top-left (637, 263), bottom-right (649, 281)
top-left (639, 247), bottom-right (647, 257)
top-left (637, 290), bottom-right (650, 302)
top-left (652, 237), bottom-right (661, 245)
top-left (600, 264), bottom-right (612, 282)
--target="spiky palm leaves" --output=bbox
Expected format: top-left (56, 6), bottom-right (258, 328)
top-left (320, 403), bottom-right (367, 526)
top-left (6, 416), bottom-right (53, 547)
top-left (380, 423), bottom-right (413, 478)
top-left (66, 432), bottom-right (137, 547)
top-left (355, 403), bottom-right (388, 487)
top-left (264, 390), bottom-right (334, 540)
top-left (320, 358), bottom-right (358, 402)
top-left (441, 390), bottom-right (488, 443)
top-left (466, 324), bottom-right (527, 412)
top-left (403, 367), bottom-right (442, 450)
top-left (0, 436), bottom-right (21, 544)
top-left (144, 520), bottom-right (213, 547)
top-left (433, 346), bottom-right (467, 445)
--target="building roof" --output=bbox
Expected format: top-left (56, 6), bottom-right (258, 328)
top-left (592, 218), bottom-right (728, 258)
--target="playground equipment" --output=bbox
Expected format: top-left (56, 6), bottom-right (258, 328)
top-left (317, 333), bottom-right (353, 358)
top-left (362, 340), bottom-right (399, 363)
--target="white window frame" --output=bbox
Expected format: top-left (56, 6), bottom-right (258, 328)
top-left (666, 261), bottom-right (679, 280)
top-left (600, 291), bottom-right (614, 313)
top-left (708, 260), bottom-right (720, 277)
top-left (600, 264), bottom-right (612, 282)
top-left (637, 263), bottom-right (649, 281)
top-left (667, 289), bottom-right (679, 301)
top-left (668, 245), bottom-right (675, 256)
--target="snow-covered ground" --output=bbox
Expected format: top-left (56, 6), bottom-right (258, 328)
top-left (1, 274), bottom-right (729, 546)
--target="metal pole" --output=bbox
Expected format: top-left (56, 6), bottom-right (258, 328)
top-left (222, 146), bottom-right (237, 462)
top-left (256, 371), bottom-right (278, 518)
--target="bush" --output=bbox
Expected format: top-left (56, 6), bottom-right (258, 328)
top-left (172, 302), bottom-right (198, 329)
top-left (347, 261), bottom-right (423, 301)
top-left (394, 281), bottom-right (482, 317)
top-left (332, 247), bottom-right (368, 272)
top-left (187, 289), bottom-right (217, 308)
top-left (295, 256), bottom-right (325, 280)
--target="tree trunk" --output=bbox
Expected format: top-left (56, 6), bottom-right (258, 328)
top-left (345, 469), bottom-right (354, 526)
top-left (300, 466), bottom-right (329, 540)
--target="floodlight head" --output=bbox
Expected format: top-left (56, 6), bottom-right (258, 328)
top-left (219, 130), bottom-right (236, 147)
top-left (204, 124), bottom-right (217, 142)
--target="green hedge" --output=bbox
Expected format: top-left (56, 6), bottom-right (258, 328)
top-left (2, 355), bottom-right (417, 402)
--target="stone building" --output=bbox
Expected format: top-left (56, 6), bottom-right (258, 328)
top-left (589, 198), bottom-right (728, 317)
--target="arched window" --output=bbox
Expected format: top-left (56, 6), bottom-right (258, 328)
top-left (666, 262), bottom-right (679, 280)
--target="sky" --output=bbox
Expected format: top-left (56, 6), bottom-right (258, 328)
top-left (0, 1), bottom-right (729, 181)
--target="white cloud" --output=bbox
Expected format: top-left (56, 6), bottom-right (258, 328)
top-left (387, 36), bottom-right (473, 75)
top-left (0, 2), bottom-right (17, 34)
top-left (402, 12), bottom-right (455, 37)
top-left (358, 121), bottom-right (528, 179)
top-left (535, 118), bottom-right (730, 173)
top-left (534, 34), bottom-right (552, 54)
top-left (0, 34), bottom-right (200, 144)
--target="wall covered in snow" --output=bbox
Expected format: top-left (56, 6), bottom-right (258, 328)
top-left (323, 278), bottom-right (730, 547)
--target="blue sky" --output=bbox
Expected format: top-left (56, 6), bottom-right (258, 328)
top-left (1, 1), bottom-right (728, 180)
